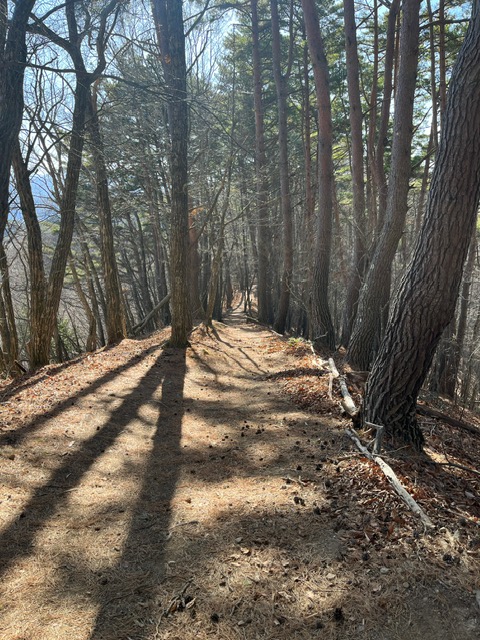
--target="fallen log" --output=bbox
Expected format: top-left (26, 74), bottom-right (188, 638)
top-left (345, 428), bottom-right (435, 529)
top-left (416, 403), bottom-right (480, 437)
top-left (131, 293), bottom-right (171, 336)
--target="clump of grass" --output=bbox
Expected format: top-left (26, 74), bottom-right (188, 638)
top-left (287, 336), bottom-right (307, 347)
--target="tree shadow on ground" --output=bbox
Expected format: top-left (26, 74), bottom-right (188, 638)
top-left (1, 317), bottom-right (479, 640)
top-left (0, 343), bottom-right (160, 448)
top-left (0, 344), bottom-right (180, 584)
top-left (87, 347), bottom-right (186, 639)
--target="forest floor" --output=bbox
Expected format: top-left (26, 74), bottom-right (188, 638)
top-left (0, 309), bottom-right (479, 640)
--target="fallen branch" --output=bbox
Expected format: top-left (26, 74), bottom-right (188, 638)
top-left (327, 358), bottom-right (358, 416)
top-left (244, 315), bottom-right (285, 338)
top-left (131, 293), bottom-right (171, 336)
top-left (437, 461), bottom-right (480, 478)
top-left (309, 344), bottom-right (326, 370)
top-left (365, 421), bottom-right (385, 454)
top-left (346, 428), bottom-right (435, 529)
top-left (417, 403), bottom-right (480, 437)
top-left (14, 360), bottom-right (27, 374)
top-left (328, 357), bottom-right (340, 378)
top-left (339, 378), bottom-right (358, 417)
top-left (327, 357), bottom-right (338, 400)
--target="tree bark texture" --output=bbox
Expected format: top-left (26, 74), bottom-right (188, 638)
top-left (301, 0), bottom-right (335, 350)
top-left (153, 0), bottom-right (192, 346)
top-left (364, 3), bottom-right (480, 448)
top-left (347, 0), bottom-right (420, 370)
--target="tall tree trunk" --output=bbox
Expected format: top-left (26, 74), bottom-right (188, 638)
top-left (12, 140), bottom-right (46, 366)
top-left (69, 255), bottom-right (97, 352)
top-left (366, 0), bottom-right (378, 235)
top-left (0, 0), bottom-right (36, 240)
top-left (364, 4), bottom-right (480, 448)
top-left (86, 87), bottom-right (126, 345)
top-left (24, 0), bottom-right (119, 367)
top-left (301, 0), bottom-right (335, 350)
top-left (0, 244), bottom-right (18, 367)
top-left (152, 0), bottom-right (192, 346)
top-left (188, 209), bottom-right (205, 320)
top-left (30, 72), bottom-right (91, 368)
top-left (271, 0), bottom-right (293, 335)
top-left (347, 0), bottom-right (421, 370)
top-left (435, 230), bottom-right (477, 399)
top-left (426, 0), bottom-right (439, 152)
top-left (251, 0), bottom-right (272, 324)
top-left (340, 0), bottom-right (367, 346)
top-left (373, 0), bottom-right (401, 234)
top-left (0, 0), bottom-right (36, 369)
top-left (301, 37), bottom-right (315, 338)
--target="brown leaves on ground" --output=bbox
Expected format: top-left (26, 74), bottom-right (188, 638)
top-left (0, 316), bottom-right (479, 640)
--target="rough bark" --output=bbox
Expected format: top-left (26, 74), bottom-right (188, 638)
top-left (364, 4), bottom-right (480, 448)
top-left (301, 0), bottom-right (335, 350)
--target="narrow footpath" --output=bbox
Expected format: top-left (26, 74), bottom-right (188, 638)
top-left (0, 313), bottom-right (478, 640)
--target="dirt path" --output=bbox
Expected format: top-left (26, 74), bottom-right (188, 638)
top-left (0, 313), bottom-right (479, 639)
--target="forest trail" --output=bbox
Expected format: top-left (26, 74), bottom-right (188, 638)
top-left (0, 311), bottom-right (479, 640)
